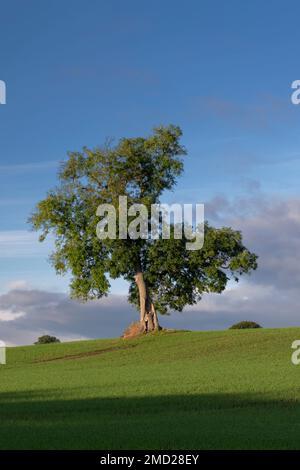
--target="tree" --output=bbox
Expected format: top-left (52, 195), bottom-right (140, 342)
top-left (35, 335), bottom-right (60, 345)
top-left (229, 321), bottom-right (262, 329)
top-left (29, 125), bottom-right (257, 333)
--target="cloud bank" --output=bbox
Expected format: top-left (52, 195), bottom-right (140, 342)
top-left (1, 195), bottom-right (299, 345)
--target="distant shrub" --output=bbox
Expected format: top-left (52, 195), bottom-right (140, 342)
top-left (229, 321), bottom-right (262, 330)
top-left (34, 335), bottom-right (60, 345)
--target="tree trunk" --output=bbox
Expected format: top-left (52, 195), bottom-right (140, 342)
top-left (134, 271), bottom-right (161, 332)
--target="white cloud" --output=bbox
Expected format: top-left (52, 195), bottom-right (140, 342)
top-left (0, 289), bottom-right (137, 345)
top-left (0, 308), bottom-right (26, 322)
top-left (6, 280), bottom-right (31, 291)
top-left (0, 231), bottom-right (53, 258)
top-left (206, 195), bottom-right (300, 290)
top-left (0, 279), bottom-right (298, 346)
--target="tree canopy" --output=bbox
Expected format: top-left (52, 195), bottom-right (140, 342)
top-left (30, 125), bottom-right (257, 332)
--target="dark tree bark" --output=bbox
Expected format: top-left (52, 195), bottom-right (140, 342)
top-left (134, 271), bottom-right (160, 332)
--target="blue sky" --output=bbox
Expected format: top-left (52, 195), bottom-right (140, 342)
top-left (1, 0), bottom-right (300, 343)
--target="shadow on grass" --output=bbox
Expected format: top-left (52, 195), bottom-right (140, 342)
top-left (0, 389), bottom-right (300, 449)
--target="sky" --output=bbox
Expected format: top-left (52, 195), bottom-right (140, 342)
top-left (1, 0), bottom-right (300, 344)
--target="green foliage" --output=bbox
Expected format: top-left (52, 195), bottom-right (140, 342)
top-left (230, 321), bottom-right (262, 329)
top-left (29, 125), bottom-right (257, 314)
top-left (34, 335), bottom-right (60, 345)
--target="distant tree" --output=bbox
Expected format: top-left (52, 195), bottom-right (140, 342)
top-left (229, 321), bottom-right (262, 329)
top-left (35, 335), bottom-right (60, 345)
top-left (29, 125), bottom-right (257, 333)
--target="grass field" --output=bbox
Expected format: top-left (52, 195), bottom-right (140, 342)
top-left (1, 327), bottom-right (300, 449)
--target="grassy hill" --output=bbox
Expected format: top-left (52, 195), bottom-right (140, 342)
top-left (1, 327), bottom-right (300, 449)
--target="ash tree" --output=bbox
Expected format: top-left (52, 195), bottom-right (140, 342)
top-left (30, 125), bottom-right (257, 333)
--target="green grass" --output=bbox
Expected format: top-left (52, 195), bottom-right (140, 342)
top-left (1, 327), bottom-right (300, 449)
